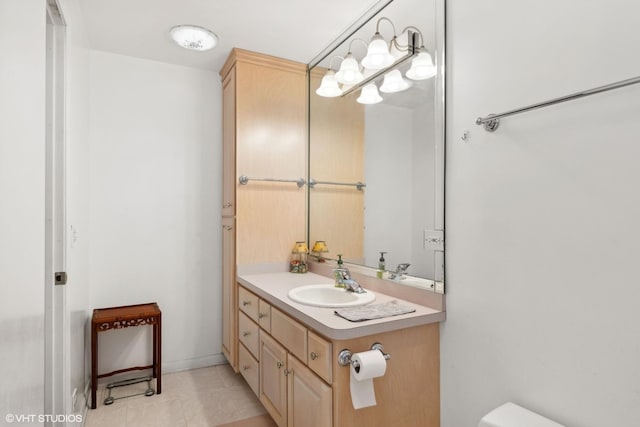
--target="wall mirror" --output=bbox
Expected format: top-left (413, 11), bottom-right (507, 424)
top-left (307, 0), bottom-right (445, 293)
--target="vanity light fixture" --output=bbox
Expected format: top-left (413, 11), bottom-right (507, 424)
top-left (380, 69), bottom-right (410, 93)
top-left (316, 56), bottom-right (344, 97)
top-left (406, 47), bottom-right (436, 80)
top-left (361, 18), bottom-right (397, 70)
top-left (357, 83), bottom-right (383, 104)
top-left (169, 25), bottom-right (218, 51)
top-left (335, 53), bottom-right (364, 85)
top-left (315, 17), bottom-right (435, 101)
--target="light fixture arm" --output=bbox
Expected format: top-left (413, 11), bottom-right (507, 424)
top-left (347, 38), bottom-right (369, 55)
top-left (328, 55), bottom-right (345, 71)
top-left (375, 17), bottom-right (398, 38)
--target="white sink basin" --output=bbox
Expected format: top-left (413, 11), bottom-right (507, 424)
top-left (288, 284), bottom-right (375, 308)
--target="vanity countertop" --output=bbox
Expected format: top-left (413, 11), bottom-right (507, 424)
top-left (237, 271), bottom-right (445, 340)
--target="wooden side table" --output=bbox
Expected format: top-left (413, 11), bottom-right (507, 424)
top-left (91, 302), bottom-right (162, 409)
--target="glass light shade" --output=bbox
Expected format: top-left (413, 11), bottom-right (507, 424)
top-left (335, 54), bottom-right (363, 85)
top-left (169, 25), bottom-right (218, 51)
top-left (311, 241), bottom-right (329, 253)
top-left (380, 69), bottom-right (410, 93)
top-left (361, 33), bottom-right (395, 70)
top-left (292, 241), bottom-right (309, 254)
top-left (406, 50), bottom-right (436, 80)
top-left (357, 84), bottom-right (383, 105)
top-left (316, 70), bottom-right (342, 97)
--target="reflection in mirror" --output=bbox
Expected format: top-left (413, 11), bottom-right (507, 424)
top-left (308, 0), bottom-right (444, 292)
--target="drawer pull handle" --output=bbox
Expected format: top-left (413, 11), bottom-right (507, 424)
top-left (259, 313), bottom-right (267, 319)
top-left (243, 331), bottom-right (250, 337)
top-left (242, 365), bottom-right (250, 371)
top-left (310, 352), bottom-right (319, 360)
top-left (242, 301), bottom-right (251, 306)
top-left (276, 361), bottom-right (283, 369)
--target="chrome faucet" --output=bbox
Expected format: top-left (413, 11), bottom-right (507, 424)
top-left (389, 263), bottom-right (411, 280)
top-left (333, 267), bottom-right (366, 294)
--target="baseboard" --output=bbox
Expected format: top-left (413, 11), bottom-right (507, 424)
top-left (162, 353), bottom-right (228, 373)
top-left (87, 353), bottom-right (229, 391)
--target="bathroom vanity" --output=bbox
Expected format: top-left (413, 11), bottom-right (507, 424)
top-left (236, 269), bottom-right (444, 427)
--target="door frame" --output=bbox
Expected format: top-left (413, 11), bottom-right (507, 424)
top-left (44, 0), bottom-right (67, 423)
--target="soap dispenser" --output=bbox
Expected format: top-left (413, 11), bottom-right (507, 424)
top-left (377, 251), bottom-right (387, 279)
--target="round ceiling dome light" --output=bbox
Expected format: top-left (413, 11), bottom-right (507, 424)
top-left (170, 25), bottom-right (218, 51)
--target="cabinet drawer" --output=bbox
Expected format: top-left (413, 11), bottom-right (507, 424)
top-left (271, 308), bottom-right (307, 362)
top-left (307, 330), bottom-right (333, 384)
top-left (238, 285), bottom-right (259, 321)
top-left (258, 299), bottom-right (272, 333)
top-left (239, 343), bottom-right (259, 397)
top-left (238, 311), bottom-right (260, 359)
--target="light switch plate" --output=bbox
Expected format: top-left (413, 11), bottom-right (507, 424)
top-left (424, 229), bottom-right (444, 250)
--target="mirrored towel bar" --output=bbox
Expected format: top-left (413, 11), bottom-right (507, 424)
top-left (238, 175), bottom-right (306, 188)
top-left (476, 74), bottom-right (640, 132)
top-left (309, 179), bottom-right (366, 191)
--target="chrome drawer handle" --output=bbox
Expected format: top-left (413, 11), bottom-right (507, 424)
top-left (310, 352), bottom-right (319, 360)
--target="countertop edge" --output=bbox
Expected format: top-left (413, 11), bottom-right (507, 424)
top-left (237, 273), bottom-right (446, 341)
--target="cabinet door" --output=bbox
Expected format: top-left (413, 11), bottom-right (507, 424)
top-left (221, 217), bottom-right (237, 370)
top-left (260, 332), bottom-right (288, 427)
top-left (287, 354), bottom-right (332, 427)
top-left (222, 68), bottom-right (236, 217)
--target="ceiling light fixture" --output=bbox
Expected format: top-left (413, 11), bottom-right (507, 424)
top-left (169, 25), bottom-right (218, 51)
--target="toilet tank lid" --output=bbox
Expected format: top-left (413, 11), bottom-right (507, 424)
top-left (478, 402), bottom-right (565, 427)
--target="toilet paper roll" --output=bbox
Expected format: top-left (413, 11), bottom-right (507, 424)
top-left (350, 350), bottom-right (387, 409)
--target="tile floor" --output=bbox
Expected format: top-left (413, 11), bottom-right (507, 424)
top-left (85, 365), bottom-right (268, 427)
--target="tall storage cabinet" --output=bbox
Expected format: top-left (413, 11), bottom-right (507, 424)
top-left (219, 49), bottom-right (307, 371)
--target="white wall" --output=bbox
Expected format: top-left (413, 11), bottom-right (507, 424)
top-left (87, 51), bottom-right (224, 375)
top-left (443, 0), bottom-right (640, 426)
top-left (0, 0), bottom-right (46, 419)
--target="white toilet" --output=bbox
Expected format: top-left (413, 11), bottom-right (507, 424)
top-left (479, 402), bottom-right (565, 427)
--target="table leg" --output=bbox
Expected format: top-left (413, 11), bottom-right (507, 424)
top-left (91, 323), bottom-right (97, 409)
top-left (157, 313), bottom-right (162, 394)
top-left (152, 323), bottom-right (157, 379)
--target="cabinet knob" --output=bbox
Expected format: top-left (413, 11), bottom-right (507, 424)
top-left (310, 352), bottom-right (319, 360)
top-left (242, 365), bottom-right (250, 371)
top-left (223, 202), bottom-right (232, 208)
top-left (276, 361), bottom-right (283, 369)
top-left (223, 225), bottom-right (233, 231)
top-left (243, 331), bottom-right (250, 337)
top-left (242, 301), bottom-right (251, 306)
top-left (258, 313), bottom-right (267, 319)
top-left (284, 369), bottom-right (292, 376)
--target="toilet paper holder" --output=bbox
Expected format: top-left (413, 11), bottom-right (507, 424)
top-left (338, 343), bottom-right (391, 368)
